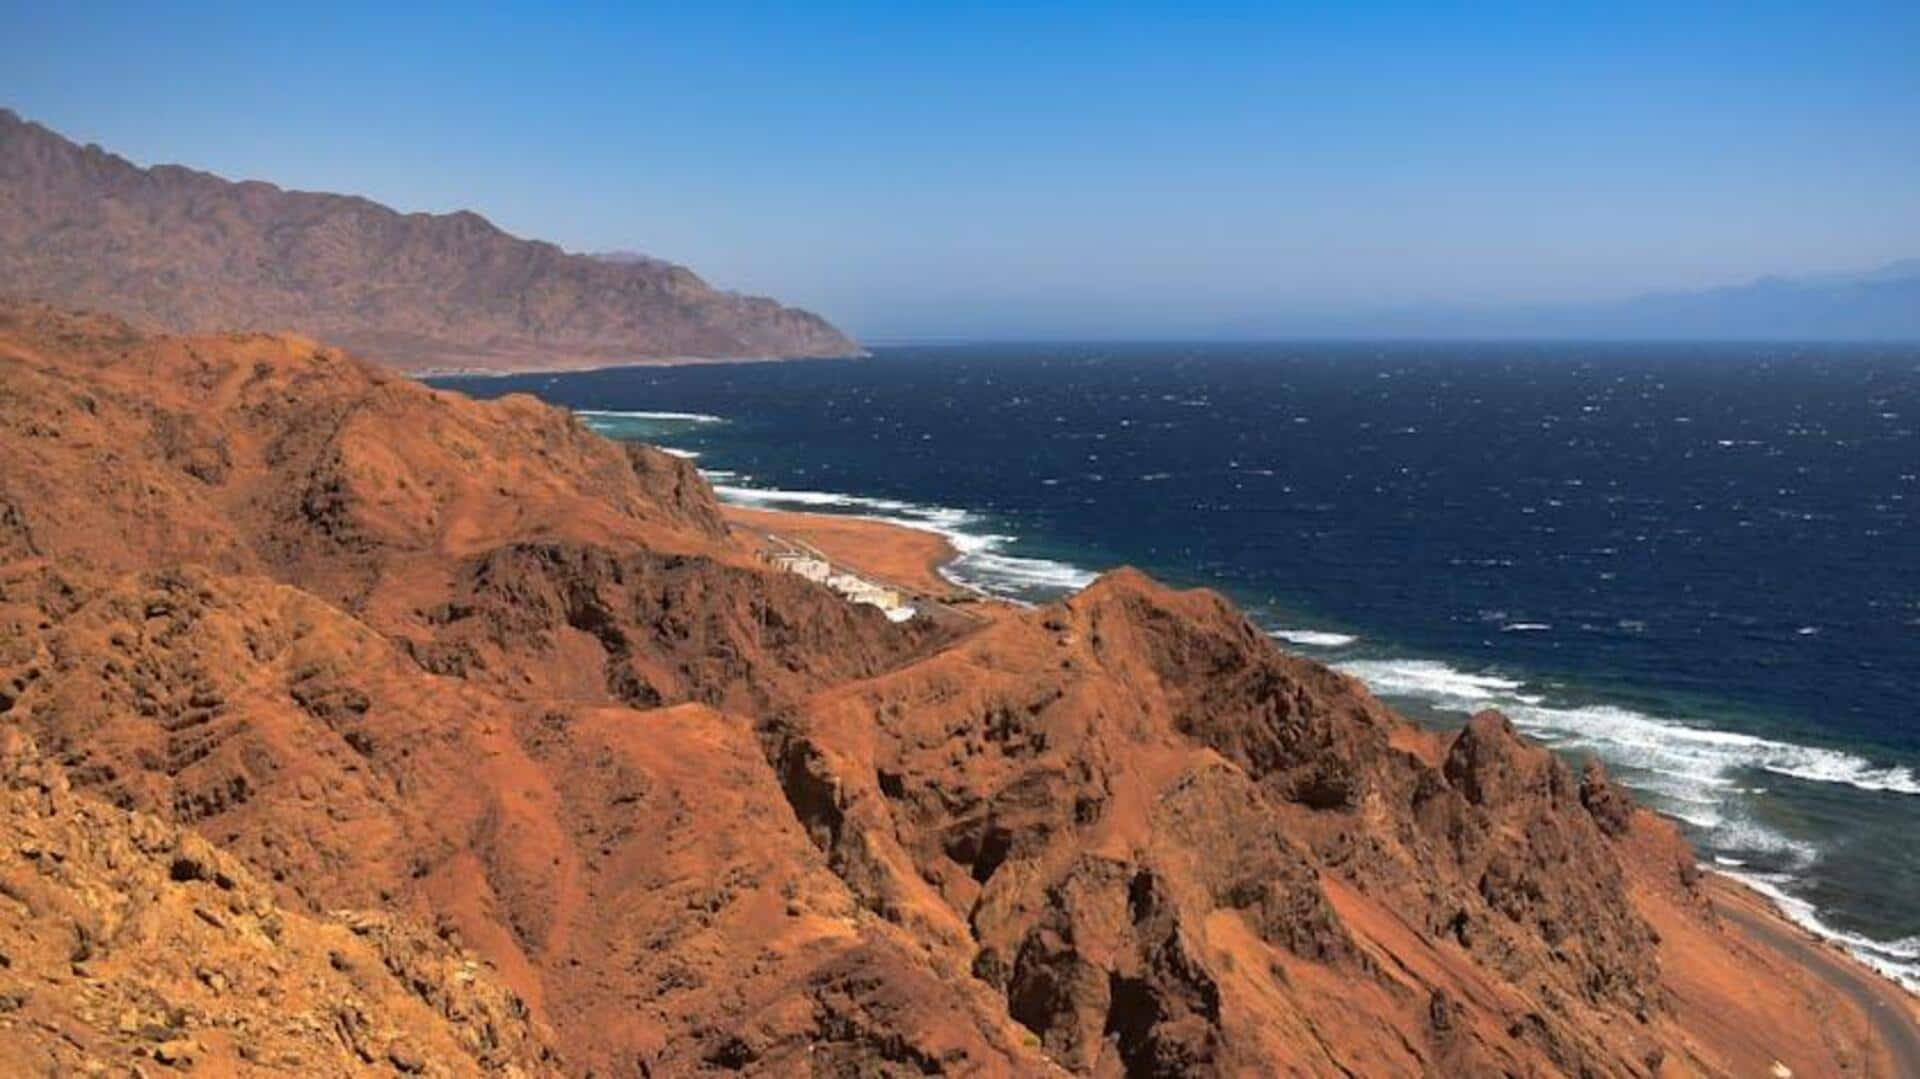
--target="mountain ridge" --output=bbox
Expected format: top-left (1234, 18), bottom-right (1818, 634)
top-left (0, 109), bottom-right (858, 372)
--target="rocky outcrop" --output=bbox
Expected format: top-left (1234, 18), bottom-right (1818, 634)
top-left (415, 540), bottom-right (950, 711)
top-left (0, 110), bottom-right (857, 372)
top-left (764, 570), bottom-right (1688, 1075)
top-left (0, 728), bottom-right (556, 1074)
top-left (0, 557), bottom-right (1034, 1076)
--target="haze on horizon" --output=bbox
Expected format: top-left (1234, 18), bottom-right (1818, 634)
top-left (7, 2), bottom-right (1918, 341)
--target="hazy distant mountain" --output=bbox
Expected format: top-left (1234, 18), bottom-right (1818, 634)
top-left (0, 109), bottom-right (857, 372)
top-left (1257, 261), bottom-right (1920, 341)
top-left (1792, 258), bottom-right (1920, 287)
top-left (1553, 261), bottom-right (1920, 340)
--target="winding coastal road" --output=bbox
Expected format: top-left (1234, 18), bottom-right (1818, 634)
top-left (1717, 893), bottom-right (1920, 1077)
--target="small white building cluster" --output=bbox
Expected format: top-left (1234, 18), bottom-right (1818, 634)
top-left (771, 552), bottom-right (833, 583)
top-left (770, 552), bottom-right (916, 622)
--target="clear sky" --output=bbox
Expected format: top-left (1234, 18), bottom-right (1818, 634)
top-left (7, 2), bottom-right (1918, 339)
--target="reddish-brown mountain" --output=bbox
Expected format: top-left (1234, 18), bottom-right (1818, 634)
top-left (1, 301), bottom-right (1913, 1075)
top-left (0, 110), bottom-right (856, 373)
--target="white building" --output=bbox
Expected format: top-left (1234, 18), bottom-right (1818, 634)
top-left (770, 553), bottom-right (832, 582)
top-left (771, 551), bottom-right (915, 621)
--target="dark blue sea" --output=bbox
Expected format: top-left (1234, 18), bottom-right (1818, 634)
top-left (435, 341), bottom-right (1919, 988)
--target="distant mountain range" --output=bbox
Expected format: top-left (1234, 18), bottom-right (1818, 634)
top-left (1497, 260), bottom-right (1920, 340)
top-left (0, 109), bottom-right (857, 372)
top-left (1257, 260), bottom-right (1920, 341)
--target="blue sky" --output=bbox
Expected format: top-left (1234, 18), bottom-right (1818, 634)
top-left (7, 2), bottom-right (1918, 338)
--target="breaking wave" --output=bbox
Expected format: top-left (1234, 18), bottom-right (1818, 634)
top-left (707, 482), bottom-right (1096, 600)
top-left (1719, 870), bottom-right (1920, 993)
top-left (576, 408), bottom-right (726, 424)
top-left (576, 406), bottom-right (1096, 601)
top-left (1337, 650), bottom-right (1920, 993)
top-left (1335, 658), bottom-right (1917, 799)
top-left (1267, 628), bottom-right (1360, 648)
top-left (1336, 658), bottom-right (1543, 708)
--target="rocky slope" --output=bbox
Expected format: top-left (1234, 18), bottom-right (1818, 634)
top-left (767, 572), bottom-right (1684, 1074)
top-left (0, 727), bottom-right (556, 1075)
top-left (0, 110), bottom-right (856, 372)
top-left (0, 301), bottom-right (1910, 1075)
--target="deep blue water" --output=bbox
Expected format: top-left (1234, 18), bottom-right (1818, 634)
top-left (435, 341), bottom-right (1919, 987)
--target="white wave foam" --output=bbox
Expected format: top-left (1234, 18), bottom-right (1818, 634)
top-left (708, 482), bottom-right (1096, 600)
top-left (1336, 649), bottom-right (1920, 995)
top-left (950, 550), bottom-right (1097, 594)
top-left (1760, 755), bottom-right (1920, 794)
top-left (1336, 659), bottom-right (1533, 708)
top-left (1336, 657), bottom-right (1919, 800)
top-left (1501, 622), bottom-right (1552, 632)
top-left (1512, 700), bottom-right (1919, 799)
top-left (576, 408), bottom-right (725, 424)
top-left (658, 447), bottom-right (701, 459)
top-left (1269, 628), bottom-right (1360, 648)
top-left (1718, 870), bottom-right (1920, 994)
top-left (1334, 648), bottom-right (1919, 975)
top-left (712, 484), bottom-right (919, 514)
top-left (1334, 649), bottom-right (1914, 944)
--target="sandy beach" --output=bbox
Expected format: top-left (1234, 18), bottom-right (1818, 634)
top-left (723, 504), bottom-right (962, 597)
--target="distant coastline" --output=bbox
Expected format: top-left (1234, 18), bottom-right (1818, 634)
top-left (402, 348), bottom-right (872, 380)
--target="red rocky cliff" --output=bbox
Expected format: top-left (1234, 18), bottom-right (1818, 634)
top-left (0, 302), bottom-right (1905, 1076)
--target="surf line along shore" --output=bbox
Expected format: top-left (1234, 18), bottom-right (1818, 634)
top-left (719, 498), bottom-right (1920, 1073)
top-left (720, 504), bottom-right (1003, 634)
